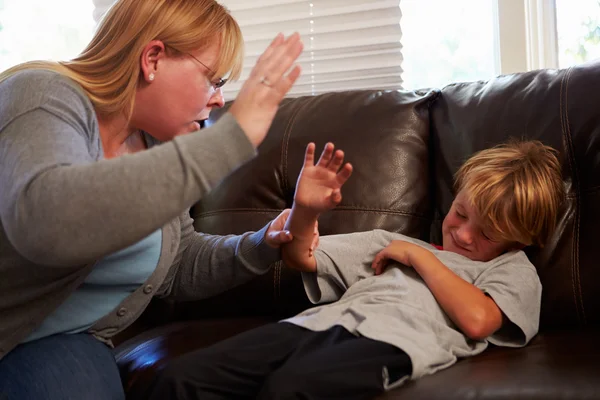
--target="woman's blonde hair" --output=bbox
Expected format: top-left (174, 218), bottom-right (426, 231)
top-left (454, 140), bottom-right (564, 247)
top-left (0, 0), bottom-right (243, 118)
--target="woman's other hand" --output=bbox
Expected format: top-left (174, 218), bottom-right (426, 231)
top-left (265, 209), bottom-right (319, 250)
top-left (229, 33), bottom-right (303, 148)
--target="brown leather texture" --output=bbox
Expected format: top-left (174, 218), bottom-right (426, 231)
top-left (115, 60), bottom-right (600, 399)
top-left (375, 327), bottom-right (600, 400)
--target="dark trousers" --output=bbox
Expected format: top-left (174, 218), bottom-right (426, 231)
top-left (148, 322), bottom-right (412, 400)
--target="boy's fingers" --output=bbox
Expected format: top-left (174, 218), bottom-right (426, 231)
top-left (328, 150), bottom-right (345, 171)
top-left (372, 251), bottom-right (389, 274)
top-left (316, 143), bottom-right (334, 167)
top-left (371, 260), bottom-right (377, 270)
top-left (304, 143), bottom-right (316, 166)
top-left (372, 259), bottom-right (382, 275)
top-left (331, 189), bottom-right (342, 204)
top-left (337, 163), bottom-right (353, 184)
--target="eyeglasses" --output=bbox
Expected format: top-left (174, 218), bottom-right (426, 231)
top-left (186, 52), bottom-right (228, 90)
top-left (166, 45), bottom-right (227, 90)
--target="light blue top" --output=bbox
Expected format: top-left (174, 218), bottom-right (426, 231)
top-left (24, 229), bottom-right (162, 342)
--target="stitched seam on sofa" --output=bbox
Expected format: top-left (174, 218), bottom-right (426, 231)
top-left (559, 69), bottom-right (578, 323)
top-left (193, 207), bottom-right (430, 220)
top-left (281, 97), bottom-right (313, 200)
top-left (560, 66), bottom-right (585, 324)
top-left (565, 67), bottom-right (585, 323)
top-left (331, 206), bottom-right (429, 219)
top-left (565, 69), bottom-right (585, 323)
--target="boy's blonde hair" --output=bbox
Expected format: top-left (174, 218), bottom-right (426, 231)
top-left (454, 140), bottom-right (564, 247)
top-left (0, 0), bottom-right (243, 119)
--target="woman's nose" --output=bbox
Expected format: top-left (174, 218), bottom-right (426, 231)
top-left (208, 88), bottom-right (225, 108)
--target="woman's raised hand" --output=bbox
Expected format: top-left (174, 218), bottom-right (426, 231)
top-left (229, 33), bottom-right (303, 147)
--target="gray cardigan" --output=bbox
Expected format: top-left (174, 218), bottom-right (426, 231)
top-left (0, 70), bottom-right (279, 359)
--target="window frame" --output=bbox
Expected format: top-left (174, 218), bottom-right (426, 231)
top-left (495, 0), bottom-right (559, 74)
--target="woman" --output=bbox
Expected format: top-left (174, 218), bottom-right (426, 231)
top-left (0, 0), bottom-right (305, 398)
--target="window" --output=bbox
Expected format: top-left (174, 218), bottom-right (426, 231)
top-left (0, 0), bottom-right (95, 72)
top-left (501, 0), bottom-right (600, 72)
top-left (555, 0), bottom-right (600, 67)
top-left (400, 0), bottom-right (498, 90)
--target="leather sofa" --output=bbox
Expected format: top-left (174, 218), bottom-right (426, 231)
top-left (114, 60), bottom-right (600, 399)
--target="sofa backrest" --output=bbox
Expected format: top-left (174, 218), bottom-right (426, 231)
top-left (429, 60), bottom-right (600, 330)
top-left (189, 90), bottom-right (436, 318)
top-left (189, 61), bottom-right (600, 331)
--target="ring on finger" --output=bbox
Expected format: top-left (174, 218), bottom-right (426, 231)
top-left (259, 76), bottom-right (273, 87)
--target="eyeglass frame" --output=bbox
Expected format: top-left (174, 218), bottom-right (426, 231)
top-left (165, 45), bottom-right (228, 90)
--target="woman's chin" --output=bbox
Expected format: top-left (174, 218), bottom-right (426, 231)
top-left (174, 122), bottom-right (201, 137)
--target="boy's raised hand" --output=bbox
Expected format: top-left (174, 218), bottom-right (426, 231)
top-left (294, 143), bottom-right (353, 213)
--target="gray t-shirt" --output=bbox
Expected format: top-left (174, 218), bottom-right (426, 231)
top-left (284, 229), bottom-right (542, 389)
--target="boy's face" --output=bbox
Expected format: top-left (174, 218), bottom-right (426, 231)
top-left (442, 190), bottom-right (520, 262)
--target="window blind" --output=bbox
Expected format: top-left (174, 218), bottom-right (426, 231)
top-left (92, 0), bottom-right (403, 101)
top-left (219, 0), bottom-right (403, 100)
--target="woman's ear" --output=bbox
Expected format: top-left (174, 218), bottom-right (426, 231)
top-left (140, 40), bottom-right (166, 83)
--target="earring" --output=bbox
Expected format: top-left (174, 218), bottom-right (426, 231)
top-left (149, 73), bottom-right (155, 81)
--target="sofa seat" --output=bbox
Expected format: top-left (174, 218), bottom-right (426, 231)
top-left (115, 322), bottom-right (600, 400)
top-left (377, 327), bottom-right (600, 399)
top-left (114, 316), bottom-right (276, 398)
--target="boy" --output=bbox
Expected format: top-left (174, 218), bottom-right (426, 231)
top-left (149, 140), bottom-right (564, 400)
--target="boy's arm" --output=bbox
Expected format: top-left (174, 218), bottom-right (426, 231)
top-left (282, 206), bottom-right (319, 272)
top-left (411, 250), bottom-right (504, 341)
top-left (372, 241), bottom-right (504, 340)
top-left (283, 143), bottom-right (353, 272)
